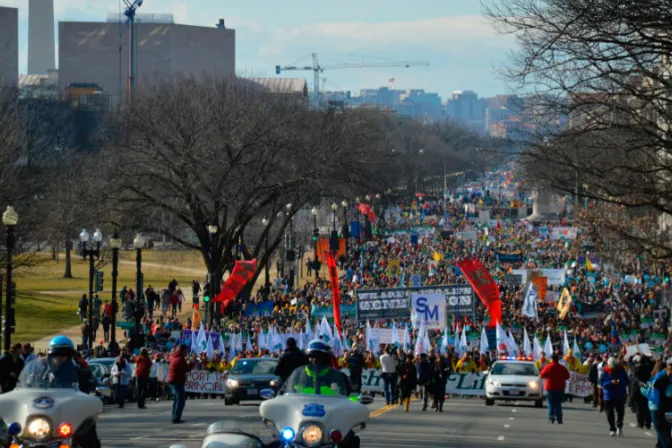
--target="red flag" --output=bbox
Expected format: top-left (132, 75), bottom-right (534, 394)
top-left (456, 258), bottom-right (502, 328)
top-left (326, 252), bottom-right (342, 335)
top-left (211, 259), bottom-right (257, 312)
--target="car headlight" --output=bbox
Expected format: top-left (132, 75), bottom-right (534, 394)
top-left (301, 424), bottom-right (323, 447)
top-left (226, 379), bottom-right (239, 388)
top-left (270, 379), bottom-right (278, 387)
top-left (528, 380), bottom-right (540, 389)
top-left (488, 378), bottom-right (500, 387)
top-left (27, 418), bottom-right (51, 440)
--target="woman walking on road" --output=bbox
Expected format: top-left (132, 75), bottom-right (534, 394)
top-left (399, 350), bottom-right (417, 412)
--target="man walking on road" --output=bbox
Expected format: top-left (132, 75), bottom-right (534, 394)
top-left (540, 352), bottom-right (570, 424)
top-left (169, 344), bottom-right (189, 424)
top-left (380, 345), bottom-right (398, 405)
top-left (135, 348), bottom-right (151, 409)
top-left (601, 357), bottom-right (629, 437)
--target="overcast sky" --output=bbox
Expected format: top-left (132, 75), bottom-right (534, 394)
top-left (0, 0), bottom-right (517, 99)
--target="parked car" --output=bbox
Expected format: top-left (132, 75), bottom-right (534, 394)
top-left (88, 357), bottom-right (137, 403)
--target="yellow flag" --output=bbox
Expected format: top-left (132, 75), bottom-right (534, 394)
top-left (433, 251), bottom-right (443, 262)
top-left (557, 288), bottom-right (572, 319)
top-left (586, 257), bottom-right (594, 272)
top-left (192, 308), bottom-right (201, 330)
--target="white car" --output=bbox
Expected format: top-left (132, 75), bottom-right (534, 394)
top-left (485, 357), bottom-right (544, 407)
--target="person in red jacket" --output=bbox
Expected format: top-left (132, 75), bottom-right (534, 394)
top-left (135, 348), bottom-right (152, 409)
top-left (540, 353), bottom-right (570, 424)
top-left (168, 344), bottom-right (189, 423)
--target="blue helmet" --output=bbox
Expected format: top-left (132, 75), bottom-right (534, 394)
top-left (48, 336), bottom-right (75, 356)
top-left (306, 340), bottom-right (331, 358)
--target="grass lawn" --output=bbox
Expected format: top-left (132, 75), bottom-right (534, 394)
top-left (10, 249), bottom-right (314, 344)
top-left (11, 250), bottom-right (206, 343)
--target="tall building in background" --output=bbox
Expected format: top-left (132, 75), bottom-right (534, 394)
top-left (28, 0), bottom-right (56, 74)
top-left (0, 6), bottom-right (18, 86)
top-left (59, 15), bottom-right (236, 106)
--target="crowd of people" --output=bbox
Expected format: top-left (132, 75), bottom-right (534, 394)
top-left (5, 176), bottom-right (672, 445)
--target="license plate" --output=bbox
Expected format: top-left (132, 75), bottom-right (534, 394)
top-left (515, 390), bottom-right (524, 396)
top-left (247, 388), bottom-right (258, 395)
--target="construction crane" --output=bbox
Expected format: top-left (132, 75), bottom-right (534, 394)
top-left (275, 53), bottom-right (430, 97)
top-left (123, 0), bottom-right (143, 105)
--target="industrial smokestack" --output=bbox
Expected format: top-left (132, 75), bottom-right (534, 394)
top-left (28, 0), bottom-right (55, 74)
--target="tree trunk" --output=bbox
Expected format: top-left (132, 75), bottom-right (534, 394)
top-left (51, 244), bottom-right (57, 261)
top-left (63, 237), bottom-right (73, 279)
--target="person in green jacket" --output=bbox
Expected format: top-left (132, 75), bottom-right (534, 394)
top-left (283, 339), bottom-right (352, 397)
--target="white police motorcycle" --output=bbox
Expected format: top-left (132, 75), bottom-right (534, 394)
top-left (0, 358), bottom-right (105, 448)
top-left (172, 372), bottom-right (373, 448)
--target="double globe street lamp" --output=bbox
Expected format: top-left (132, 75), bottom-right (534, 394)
top-left (2, 206), bottom-right (18, 352)
top-left (80, 228), bottom-right (103, 349)
top-left (133, 233), bottom-right (146, 349)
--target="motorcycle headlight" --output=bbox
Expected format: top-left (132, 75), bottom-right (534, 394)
top-left (226, 379), bottom-right (239, 388)
top-left (27, 417), bottom-right (51, 440)
top-left (301, 424), bottom-right (323, 447)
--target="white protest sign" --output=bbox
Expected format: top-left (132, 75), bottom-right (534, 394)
top-left (566, 371), bottom-right (592, 398)
top-left (368, 328), bottom-right (406, 344)
top-left (410, 293), bottom-right (446, 330)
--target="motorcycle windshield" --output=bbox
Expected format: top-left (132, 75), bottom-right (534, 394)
top-left (18, 358), bottom-right (79, 390)
top-left (284, 365), bottom-right (348, 397)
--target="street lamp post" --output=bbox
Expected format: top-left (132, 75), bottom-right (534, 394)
top-left (133, 233), bottom-right (145, 349)
top-left (330, 202), bottom-right (339, 256)
top-left (80, 228), bottom-right (102, 350)
top-left (207, 225), bottom-right (218, 325)
top-left (2, 206), bottom-right (18, 353)
top-left (109, 233), bottom-right (122, 346)
top-left (262, 218), bottom-right (270, 295)
top-left (341, 201), bottom-right (348, 261)
top-left (311, 207), bottom-right (319, 278)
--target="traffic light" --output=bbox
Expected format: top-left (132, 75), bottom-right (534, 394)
top-left (95, 270), bottom-right (104, 292)
top-left (312, 228), bottom-right (319, 242)
top-left (275, 65), bottom-right (281, 75)
top-left (7, 281), bottom-right (16, 305)
top-left (203, 295), bottom-right (210, 303)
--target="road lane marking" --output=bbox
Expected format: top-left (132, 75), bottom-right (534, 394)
top-left (645, 432), bottom-right (653, 437)
top-left (191, 423), bottom-right (207, 427)
top-left (504, 424), bottom-right (510, 428)
top-left (508, 417), bottom-right (514, 420)
top-left (629, 423), bottom-right (636, 427)
top-left (498, 436), bottom-right (505, 441)
top-left (511, 409), bottom-right (517, 413)
top-left (131, 436), bottom-right (146, 440)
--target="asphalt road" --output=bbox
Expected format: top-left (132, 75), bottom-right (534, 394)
top-left (98, 396), bottom-right (659, 447)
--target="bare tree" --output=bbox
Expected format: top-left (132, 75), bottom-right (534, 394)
top-left (483, 0), bottom-right (672, 262)
top-left (102, 76), bottom-right (395, 295)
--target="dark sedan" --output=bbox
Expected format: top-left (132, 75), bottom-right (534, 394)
top-left (224, 358), bottom-right (279, 405)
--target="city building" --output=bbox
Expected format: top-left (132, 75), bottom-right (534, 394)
top-left (248, 78), bottom-right (308, 97)
top-left (59, 14), bottom-right (236, 106)
top-left (28, 0), bottom-right (56, 74)
top-left (0, 6), bottom-right (19, 87)
top-left (444, 90), bottom-right (487, 132)
top-left (19, 70), bottom-right (59, 99)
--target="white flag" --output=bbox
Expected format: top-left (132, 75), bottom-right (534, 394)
top-left (332, 321), bottom-right (343, 356)
top-left (440, 327), bottom-right (449, 353)
top-left (507, 330), bottom-right (520, 356)
top-left (562, 331), bottom-right (570, 356)
top-left (196, 324), bottom-right (207, 354)
top-left (391, 322), bottom-right (401, 348)
top-left (495, 322), bottom-right (509, 355)
top-left (218, 333), bottom-right (225, 356)
top-left (415, 320), bottom-right (426, 355)
top-left (544, 334), bottom-right (553, 356)
top-left (572, 338), bottom-right (581, 361)
top-left (206, 333), bottom-right (215, 359)
top-left (305, 315), bottom-right (313, 341)
top-left (246, 333), bottom-right (253, 352)
top-left (522, 283), bottom-right (539, 319)
top-left (458, 326), bottom-right (468, 356)
top-left (320, 316), bottom-right (333, 344)
top-left (403, 325), bottom-right (411, 351)
top-left (533, 335), bottom-right (543, 360)
top-left (479, 327), bottom-right (489, 355)
top-left (523, 327), bottom-right (532, 357)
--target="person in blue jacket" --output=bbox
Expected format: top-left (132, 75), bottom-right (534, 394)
top-left (601, 357), bottom-right (630, 437)
top-left (647, 359), bottom-right (671, 448)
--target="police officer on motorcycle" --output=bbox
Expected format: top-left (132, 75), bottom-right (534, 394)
top-left (283, 340), bottom-right (353, 396)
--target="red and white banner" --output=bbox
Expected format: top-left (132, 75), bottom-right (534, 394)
top-left (184, 370), bottom-right (227, 394)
